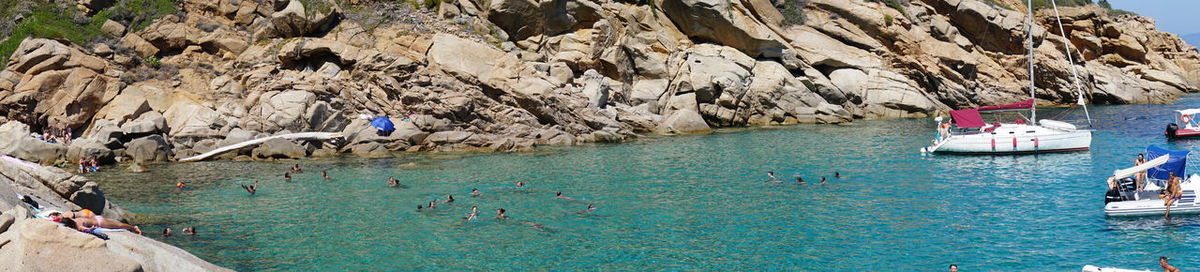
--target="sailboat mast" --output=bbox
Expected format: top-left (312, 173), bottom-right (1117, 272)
top-left (1050, 0), bottom-right (1094, 125)
top-left (1027, 0), bottom-right (1037, 123)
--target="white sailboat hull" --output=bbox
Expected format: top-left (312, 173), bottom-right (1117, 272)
top-left (925, 123), bottom-right (1091, 154)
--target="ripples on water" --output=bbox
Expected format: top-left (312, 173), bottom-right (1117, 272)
top-left (90, 96), bottom-right (1200, 271)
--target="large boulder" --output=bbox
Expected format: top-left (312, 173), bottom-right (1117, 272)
top-left (162, 99), bottom-right (221, 139)
top-left (660, 0), bottom-right (789, 57)
top-left (427, 34), bottom-right (556, 98)
top-left (655, 109), bottom-right (712, 134)
top-left (0, 219), bottom-right (142, 272)
top-left (254, 0), bottom-right (342, 39)
top-left (0, 121), bottom-right (66, 164)
top-left (0, 39), bottom-right (119, 131)
top-left (251, 138), bottom-right (307, 159)
top-left (125, 135), bottom-right (172, 163)
top-left (65, 138), bottom-right (114, 163)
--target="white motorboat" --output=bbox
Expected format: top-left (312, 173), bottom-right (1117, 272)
top-left (922, 0), bottom-right (1092, 155)
top-left (1103, 146), bottom-right (1200, 217)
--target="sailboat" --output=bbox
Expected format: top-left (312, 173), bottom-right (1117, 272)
top-left (921, 0), bottom-right (1092, 154)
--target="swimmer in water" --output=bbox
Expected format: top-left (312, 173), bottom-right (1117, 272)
top-left (428, 201), bottom-right (436, 209)
top-left (516, 181), bottom-right (525, 188)
top-left (796, 177), bottom-right (805, 185)
top-left (445, 194), bottom-right (455, 203)
top-left (240, 180), bottom-right (258, 195)
top-left (176, 181), bottom-right (186, 189)
top-left (322, 171), bottom-right (331, 181)
top-left (283, 172), bottom-right (292, 182)
top-left (835, 171), bottom-right (842, 179)
top-left (466, 205), bottom-right (479, 221)
top-left (555, 192), bottom-right (575, 200)
top-left (291, 164), bottom-right (302, 173)
top-left (471, 188), bottom-right (481, 197)
top-left (576, 204), bottom-right (595, 214)
top-left (767, 171), bottom-right (777, 182)
top-left (496, 208), bottom-right (508, 219)
top-left (820, 176), bottom-right (827, 184)
top-left (388, 177), bottom-right (399, 187)
top-left (162, 227), bottom-right (172, 237)
top-left (182, 227), bottom-right (196, 235)
top-left (417, 205), bottom-right (423, 211)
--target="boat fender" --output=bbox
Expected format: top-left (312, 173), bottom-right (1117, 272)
top-left (1034, 137), bottom-right (1039, 149)
top-left (1166, 123), bottom-right (1179, 138)
top-left (991, 138), bottom-right (996, 151)
top-left (1012, 137), bottom-right (1017, 148)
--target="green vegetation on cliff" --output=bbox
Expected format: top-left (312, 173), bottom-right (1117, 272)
top-left (0, 0), bottom-right (176, 69)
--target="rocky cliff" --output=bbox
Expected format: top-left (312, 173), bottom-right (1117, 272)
top-left (0, 0), bottom-right (1197, 163)
top-left (0, 155), bottom-right (230, 271)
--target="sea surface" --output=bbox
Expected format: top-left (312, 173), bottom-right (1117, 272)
top-left (90, 96), bottom-right (1200, 271)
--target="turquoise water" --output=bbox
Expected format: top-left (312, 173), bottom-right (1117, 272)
top-left (91, 96), bottom-right (1200, 271)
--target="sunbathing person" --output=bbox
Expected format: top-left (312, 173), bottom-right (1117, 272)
top-left (48, 211), bottom-right (142, 234)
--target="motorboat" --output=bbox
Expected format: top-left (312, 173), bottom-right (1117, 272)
top-left (921, 0), bottom-right (1092, 154)
top-left (1164, 109), bottom-right (1200, 139)
top-left (920, 99), bottom-right (1092, 154)
top-left (1103, 146), bottom-right (1200, 217)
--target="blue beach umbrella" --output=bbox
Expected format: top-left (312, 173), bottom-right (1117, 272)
top-left (371, 116), bottom-right (395, 132)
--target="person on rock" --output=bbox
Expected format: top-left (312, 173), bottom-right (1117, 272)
top-left (48, 211), bottom-right (142, 234)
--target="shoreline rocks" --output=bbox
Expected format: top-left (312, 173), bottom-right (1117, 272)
top-left (0, 155), bottom-right (230, 271)
top-left (0, 0), bottom-right (1197, 164)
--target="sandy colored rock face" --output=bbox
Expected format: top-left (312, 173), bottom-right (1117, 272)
top-left (2, 0), bottom-right (1198, 162)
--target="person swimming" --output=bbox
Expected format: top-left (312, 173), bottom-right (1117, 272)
top-left (417, 205), bottom-right (424, 211)
top-left (820, 176), bottom-right (827, 184)
top-left (428, 201), bottom-right (437, 209)
top-left (240, 180), bottom-right (258, 195)
top-left (162, 227), bottom-right (172, 237)
top-left (496, 208), bottom-right (508, 219)
top-left (576, 204), bottom-right (595, 214)
top-left (322, 171), bottom-right (331, 181)
top-left (175, 181), bottom-right (186, 189)
top-left (283, 172), bottom-right (292, 182)
top-left (388, 177), bottom-right (399, 187)
top-left (291, 164), bottom-right (302, 173)
top-left (471, 188), bottom-right (481, 197)
top-left (767, 171), bottom-right (778, 182)
top-left (445, 195), bottom-right (455, 203)
top-left (555, 192), bottom-right (575, 200)
top-left (835, 172), bottom-right (842, 179)
top-left (182, 227), bottom-right (196, 235)
top-left (466, 205), bottom-right (479, 221)
top-left (796, 177), bottom-right (805, 184)
top-left (516, 181), bottom-right (525, 188)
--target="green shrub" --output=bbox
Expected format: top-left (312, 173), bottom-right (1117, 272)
top-left (423, 0), bottom-right (443, 10)
top-left (884, 14), bottom-right (894, 25)
top-left (779, 0), bottom-right (809, 26)
top-left (0, 0), bottom-right (177, 69)
top-left (1030, 0), bottom-right (1092, 9)
top-left (142, 56), bottom-right (161, 68)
